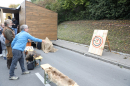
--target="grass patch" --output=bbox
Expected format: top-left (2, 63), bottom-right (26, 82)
top-left (58, 20), bottom-right (130, 54)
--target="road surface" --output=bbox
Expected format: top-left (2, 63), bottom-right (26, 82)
top-left (0, 46), bottom-right (130, 86)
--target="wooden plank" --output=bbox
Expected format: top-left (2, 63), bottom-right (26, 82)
top-left (41, 64), bottom-right (52, 70)
top-left (25, 7), bottom-right (57, 40)
top-left (0, 9), bottom-right (4, 23)
top-left (28, 29), bottom-right (57, 32)
top-left (29, 34), bottom-right (57, 39)
top-left (28, 25), bottom-right (57, 28)
top-left (26, 11), bottom-right (57, 16)
top-left (19, 1), bottom-right (26, 27)
top-left (27, 26), bottom-right (57, 28)
top-left (27, 29), bottom-right (56, 32)
top-left (41, 64), bottom-right (79, 86)
top-left (27, 26), bottom-right (57, 30)
top-left (30, 33), bottom-right (57, 35)
top-left (35, 56), bottom-right (43, 60)
top-left (33, 37), bottom-right (57, 40)
top-left (26, 17), bottom-right (57, 20)
top-left (25, 1), bottom-right (57, 40)
top-left (26, 20), bottom-right (57, 23)
top-left (34, 35), bottom-right (57, 38)
top-left (88, 30), bottom-right (108, 56)
top-left (26, 13), bottom-right (57, 17)
top-left (29, 32), bottom-right (57, 35)
top-left (26, 12), bottom-right (57, 16)
top-left (29, 31), bottom-right (57, 34)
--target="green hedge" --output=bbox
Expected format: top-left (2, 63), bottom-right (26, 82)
top-left (31, 0), bottom-right (130, 23)
top-left (58, 0), bottom-right (130, 23)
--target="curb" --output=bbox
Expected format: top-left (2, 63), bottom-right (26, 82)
top-left (53, 43), bottom-right (130, 70)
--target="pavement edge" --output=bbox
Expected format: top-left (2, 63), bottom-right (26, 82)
top-left (53, 43), bottom-right (130, 70)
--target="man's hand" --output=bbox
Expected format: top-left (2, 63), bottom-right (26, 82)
top-left (28, 39), bottom-right (31, 42)
top-left (42, 40), bottom-right (46, 43)
top-left (17, 25), bottom-right (19, 28)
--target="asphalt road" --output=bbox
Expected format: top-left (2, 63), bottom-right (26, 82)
top-left (0, 46), bottom-right (130, 86)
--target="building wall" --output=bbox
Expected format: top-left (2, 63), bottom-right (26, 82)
top-left (25, 1), bottom-right (58, 40)
top-left (19, 1), bottom-right (26, 26)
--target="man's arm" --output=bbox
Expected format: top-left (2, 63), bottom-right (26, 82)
top-left (5, 29), bottom-right (14, 42)
top-left (11, 36), bottom-right (17, 48)
top-left (27, 33), bottom-right (42, 42)
top-left (27, 33), bottom-right (45, 43)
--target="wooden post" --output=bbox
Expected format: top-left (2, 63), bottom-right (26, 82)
top-left (105, 37), bottom-right (111, 52)
top-left (44, 71), bottom-right (47, 84)
top-left (1, 9), bottom-right (4, 23)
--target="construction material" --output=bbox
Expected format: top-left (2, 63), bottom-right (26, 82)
top-left (41, 64), bottom-right (79, 86)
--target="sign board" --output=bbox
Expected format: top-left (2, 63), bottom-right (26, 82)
top-left (88, 30), bottom-right (108, 56)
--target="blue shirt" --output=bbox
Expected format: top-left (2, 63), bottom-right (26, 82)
top-left (11, 31), bottom-right (42, 51)
top-left (0, 26), bottom-right (3, 35)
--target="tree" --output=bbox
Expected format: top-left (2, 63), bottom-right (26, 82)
top-left (32, 0), bottom-right (61, 12)
top-left (88, 0), bottom-right (130, 19)
top-left (5, 4), bottom-right (20, 20)
top-left (31, 0), bottom-right (37, 3)
top-left (9, 4), bottom-right (20, 8)
top-left (59, 0), bottom-right (89, 11)
top-left (5, 13), bottom-right (12, 20)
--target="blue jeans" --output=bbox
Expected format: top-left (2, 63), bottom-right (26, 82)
top-left (12, 28), bottom-right (17, 35)
top-left (9, 49), bottom-right (26, 76)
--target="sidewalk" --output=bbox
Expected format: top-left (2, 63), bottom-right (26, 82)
top-left (52, 39), bottom-right (130, 70)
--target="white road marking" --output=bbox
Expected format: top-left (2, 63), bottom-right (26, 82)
top-left (35, 73), bottom-right (51, 86)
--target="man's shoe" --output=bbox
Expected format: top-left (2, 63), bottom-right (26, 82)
top-left (22, 71), bottom-right (30, 75)
top-left (9, 76), bottom-right (19, 80)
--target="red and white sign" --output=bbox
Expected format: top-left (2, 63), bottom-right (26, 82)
top-left (88, 30), bottom-right (108, 56)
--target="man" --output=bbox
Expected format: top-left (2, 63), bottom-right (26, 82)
top-left (9, 24), bottom-right (45, 80)
top-left (3, 19), bottom-right (15, 69)
top-left (0, 23), bottom-right (4, 35)
top-left (0, 23), bottom-right (4, 56)
top-left (12, 18), bottom-right (18, 35)
top-left (8, 16), bottom-right (11, 19)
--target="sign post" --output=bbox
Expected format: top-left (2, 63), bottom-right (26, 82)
top-left (88, 30), bottom-right (108, 56)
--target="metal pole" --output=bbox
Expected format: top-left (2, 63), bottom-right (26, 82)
top-left (44, 71), bottom-right (46, 84)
